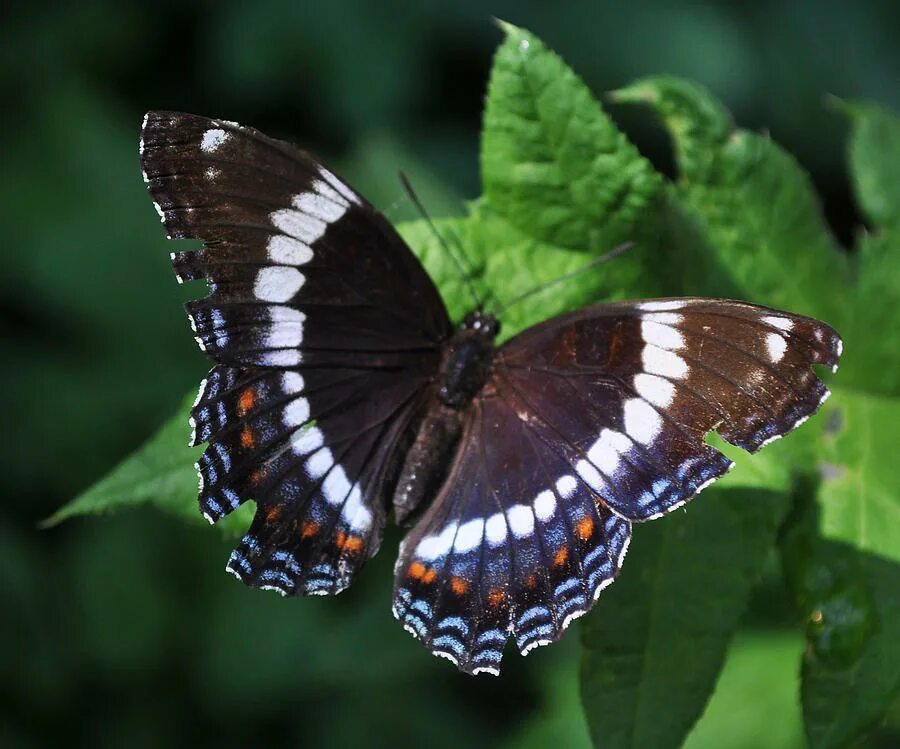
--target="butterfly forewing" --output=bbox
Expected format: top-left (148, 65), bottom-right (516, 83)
top-left (141, 112), bottom-right (451, 595)
top-left (393, 298), bottom-right (839, 672)
top-left (496, 298), bottom-right (840, 520)
top-left (141, 111), bottom-right (451, 367)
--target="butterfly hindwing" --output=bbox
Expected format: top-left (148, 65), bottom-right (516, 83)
top-left (218, 364), bottom-right (429, 595)
top-left (393, 395), bottom-right (632, 674)
top-left (141, 112), bottom-right (451, 595)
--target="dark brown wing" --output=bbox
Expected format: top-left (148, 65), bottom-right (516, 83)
top-left (392, 298), bottom-right (840, 674)
top-left (393, 393), bottom-right (631, 675)
top-left (495, 297), bottom-right (841, 519)
top-left (141, 112), bottom-right (452, 595)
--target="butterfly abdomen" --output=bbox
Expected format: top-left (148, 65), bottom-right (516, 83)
top-left (392, 401), bottom-right (465, 524)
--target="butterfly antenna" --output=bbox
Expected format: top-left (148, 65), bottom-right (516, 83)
top-left (398, 171), bottom-right (482, 309)
top-left (493, 241), bottom-right (636, 316)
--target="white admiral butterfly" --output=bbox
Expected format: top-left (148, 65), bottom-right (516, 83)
top-left (140, 112), bottom-right (841, 675)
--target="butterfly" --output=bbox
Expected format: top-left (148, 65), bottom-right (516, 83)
top-left (140, 112), bottom-right (842, 675)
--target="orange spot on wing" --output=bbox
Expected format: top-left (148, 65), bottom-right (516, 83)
top-left (408, 561), bottom-right (427, 580)
top-left (450, 577), bottom-right (469, 595)
top-left (345, 537), bottom-right (364, 553)
top-left (335, 532), bottom-right (364, 554)
top-left (525, 574), bottom-right (538, 589)
top-left (265, 505), bottom-right (282, 522)
top-left (237, 388), bottom-right (256, 416)
top-left (240, 425), bottom-right (256, 449)
top-left (561, 326), bottom-right (576, 355)
top-left (554, 545), bottom-right (569, 567)
top-left (607, 321), bottom-right (626, 367)
top-left (408, 562), bottom-right (438, 584)
top-left (250, 468), bottom-right (264, 485)
top-left (488, 587), bottom-right (505, 607)
top-left (300, 521), bottom-right (319, 539)
top-left (576, 516), bottom-right (594, 540)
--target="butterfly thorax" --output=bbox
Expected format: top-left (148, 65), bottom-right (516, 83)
top-left (392, 311), bottom-right (499, 524)
top-left (437, 311), bottom-right (500, 408)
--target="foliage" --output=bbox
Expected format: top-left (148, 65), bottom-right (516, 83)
top-left (51, 22), bottom-right (899, 749)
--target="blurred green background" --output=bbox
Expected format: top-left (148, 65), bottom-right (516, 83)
top-left (3, 2), bottom-right (898, 747)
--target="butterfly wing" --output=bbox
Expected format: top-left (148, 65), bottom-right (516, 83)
top-left (393, 298), bottom-right (840, 673)
top-left (393, 394), bottom-right (632, 675)
top-left (495, 298), bottom-right (842, 520)
top-left (141, 112), bottom-right (452, 595)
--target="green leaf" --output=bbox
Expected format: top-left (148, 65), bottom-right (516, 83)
top-left (54, 189), bottom-right (667, 530)
top-left (47, 392), bottom-right (254, 536)
top-left (610, 76), bottom-right (732, 180)
top-left (399, 202), bottom-right (661, 342)
top-left (579, 488), bottom-right (789, 749)
top-left (57, 193), bottom-right (716, 532)
top-left (654, 191), bottom-right (745, 299)
top-left (683, 631), bottom-right (806, 749)
top-left (837, 230), bottom-right (900, 396)
top-left (816, 386), bottom-right (900, 564)
top-left (705, 432), bottom-right (794, 495)
top-left (781, 500), bottom-right (900, 749)
top-left (397, 215), bottom-right (484, 326)
top-left (482, 22), bottom-right (663, 255)
top-left (834, 102), bottom-right (900, 395)
top-left (841, 99), bottom-right (900, 229)
top-left (501, 642), bottom-right (593, 749)
top-left (800, 547), bottom-right (900, 749)
top-left (781, 495), bottom-right (876, 671)
top-left (615, 75), bottom-right (848, 324)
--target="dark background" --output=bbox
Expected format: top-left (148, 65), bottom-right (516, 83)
top-left (3, 2), bottom-right (898, 747)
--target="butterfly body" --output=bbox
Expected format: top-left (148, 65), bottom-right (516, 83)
top-left (140, 112), bottom-right (842, 675)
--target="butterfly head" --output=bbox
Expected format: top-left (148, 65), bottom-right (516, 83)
top-left (461, 310), bottom-right (500, 338)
